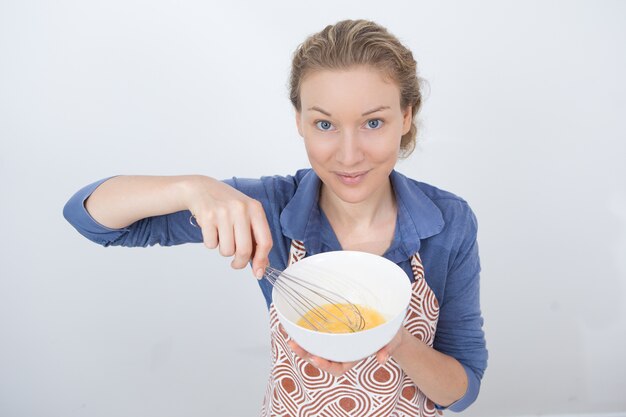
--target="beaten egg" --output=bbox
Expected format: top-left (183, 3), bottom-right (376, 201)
top-left (296, 303), bottom-right (385, 333)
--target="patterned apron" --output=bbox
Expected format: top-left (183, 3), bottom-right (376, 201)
top-left (261, 240), bottom-right (442, 417)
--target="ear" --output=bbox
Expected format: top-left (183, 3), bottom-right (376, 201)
top-left (402, 106), bottom-right (412, 135)
top-left (295, 110), bottom-right (304, 137)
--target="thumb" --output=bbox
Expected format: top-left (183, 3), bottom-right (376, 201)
top-left (250, 211), bottom-right (272, 279)
top-left (250, 237), bottom-right (271, 280)
top-left (251, 258), bottom-right (268, 280)
top-left (375, 347), bottom-right (391, 365)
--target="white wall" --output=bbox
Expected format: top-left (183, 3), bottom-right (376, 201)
top-left (1, 1), bottom-right (625, 416)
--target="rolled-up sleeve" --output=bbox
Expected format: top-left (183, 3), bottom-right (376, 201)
top-left (434, 204), bottom-right (488, 412)
top-left (62, 177), bottom-right (203, 247)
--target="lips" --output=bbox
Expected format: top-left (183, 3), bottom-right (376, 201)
top-left (334, 170), bottom-right (369, 185)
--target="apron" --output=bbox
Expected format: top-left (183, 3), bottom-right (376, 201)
top-left (261, 240), bottom-right (442, 417)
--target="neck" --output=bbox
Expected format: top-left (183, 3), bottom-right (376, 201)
top-left (319, 179), bottom-right (396, 229)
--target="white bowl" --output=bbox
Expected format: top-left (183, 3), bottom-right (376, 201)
top-left (273, 251), bottom-right (412, 362)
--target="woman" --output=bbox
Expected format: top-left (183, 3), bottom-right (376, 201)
top-left (64, 19), bottom-right (487, 416)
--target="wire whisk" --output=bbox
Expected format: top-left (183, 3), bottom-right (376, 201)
top-left (264, 266), bottom-right (366, 333)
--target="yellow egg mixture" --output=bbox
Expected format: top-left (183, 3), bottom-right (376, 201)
top-left (296, 303), bottom-right (386, 333)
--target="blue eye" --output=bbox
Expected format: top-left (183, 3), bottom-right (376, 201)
top-left (316, 120), bottom-right (334, 131)
top-left (366, 119), bottom-right (383, 129)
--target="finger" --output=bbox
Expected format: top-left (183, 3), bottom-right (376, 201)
top-left (285, 337), bottom-right (355, 376)
top-left (216, 214), bottom-right (235, 257)
top-left (309, 356), bottom-right (348, 377)
top-left (288, 345), bottom-right (335, 375)
top-left (287, 340), bottom-right (310, 359)
top-left (231, 216), bottom-right (252, 269)
top-left (249, 202), bottom-right (272, 279)
top-left (328, 363), bottom-right (348, 377)
top-left (333, 362), bottom-right (358, 377)
top-left (375, 347), bottom-right (391, 365)
top-left (201, 223), bottom-right (219, 249)
top-left (309, 355), bottom-right (331, 370)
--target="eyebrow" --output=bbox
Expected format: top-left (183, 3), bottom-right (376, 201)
top-left (307, 105), bottom-right (391, 117)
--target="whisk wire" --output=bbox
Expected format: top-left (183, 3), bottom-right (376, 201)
top-left (264, 266), bottom-right (366, 333)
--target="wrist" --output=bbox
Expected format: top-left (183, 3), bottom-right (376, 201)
top-left (391, 328), bottom-right (424, 360)
top-left (174, 175), bottom-right (214, 212)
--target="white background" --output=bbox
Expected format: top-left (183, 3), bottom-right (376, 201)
top-left (1, 1), bottom-right (625, 416)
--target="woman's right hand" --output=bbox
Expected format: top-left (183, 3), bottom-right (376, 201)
top-left (180, 176), bottom-right (273, 279)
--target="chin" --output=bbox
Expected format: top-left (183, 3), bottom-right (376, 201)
top-left (326, 182), bottom-right (374, 204)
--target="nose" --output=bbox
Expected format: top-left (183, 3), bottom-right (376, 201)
top-left (335, 129), bottom-right (364, 166)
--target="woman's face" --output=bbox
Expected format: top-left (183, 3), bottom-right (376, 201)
top-left (296, 66), bottom-right (412, 205)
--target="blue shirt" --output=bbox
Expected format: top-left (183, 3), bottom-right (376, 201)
top-left (63, 168), bottom-right (487, 411)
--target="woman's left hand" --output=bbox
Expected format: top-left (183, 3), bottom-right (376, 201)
top-left (373, 326), bottom-right (406, 365)
top-left (285, 326), bottom-right (407, 377)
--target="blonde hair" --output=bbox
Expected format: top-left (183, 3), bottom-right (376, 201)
top-left (289, 19), bottom-right (422, 158)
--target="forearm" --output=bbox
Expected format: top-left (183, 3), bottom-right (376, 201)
top-left (392, 328), bottom-right (467, 408)
top-left (85, 175), bottom-right (209, 229)
top-left (64, 174), bottom-right (272, 269)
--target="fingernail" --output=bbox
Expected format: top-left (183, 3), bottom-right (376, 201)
top-left (255, 268), bottom-right (264, 279)
top-left (309, 357), bottom-right (318, 365)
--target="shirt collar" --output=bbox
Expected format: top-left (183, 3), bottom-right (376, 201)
top-left (279, 169), bottom-right (444, 259)
top-left (280, 169), bottom-right (324, 253)
top-left (388, 169), bottom-right (444, 260)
